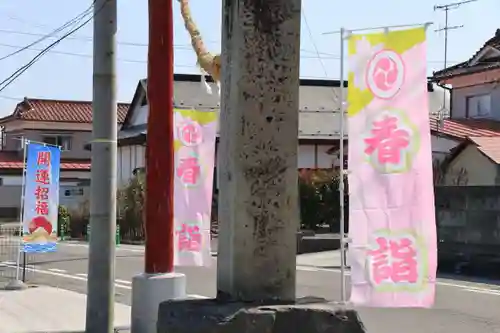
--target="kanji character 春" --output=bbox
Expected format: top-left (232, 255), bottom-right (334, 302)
top-left (35, 169), bottom-right (50, 185)
top-left (367, 236), bottom-right (419, 285)
top-left (178, 122), bottom-right (202, 146)
top-left (34, 186), bottom-right (49, 200)
top-left (176, 224), bottom-right (202, 252)
top-left (364, 115), bottom-right (410, 165)
top-left (35, 201), bottom-right (49, 215)
top-left (176, 157), bottom-right (201, 185)
top-left (37, 151), bottom-right (51, 166)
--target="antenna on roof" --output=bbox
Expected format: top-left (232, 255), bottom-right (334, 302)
top-left (434, 0), bottom-right (477, 128)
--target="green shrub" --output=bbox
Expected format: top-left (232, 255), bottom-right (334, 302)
top-left (68, 200), bottom-right (90, 238)
top-left (117, 170), bottom-right (145, 241)
top-left (58, 205), bottom-right (70, 236)
top-left (298, 169), bottom-right (347, 233)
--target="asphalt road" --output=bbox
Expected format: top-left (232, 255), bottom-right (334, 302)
top-left (2, 241), bottom-right (500, 333)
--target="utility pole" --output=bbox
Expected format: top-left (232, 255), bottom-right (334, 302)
top-left (434, 0), bottom-right (477, 125)
top-left (131, 1), bottom-right (186, 332)
top-left (85, 0), bottom-right (118, 332)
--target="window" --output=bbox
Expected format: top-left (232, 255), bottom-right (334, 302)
top-left (0, 127), bottom-right (4, 150)
top-left (42, 135), bottom-right (72, 150)
top-left (15, 136), bottom-right (25, 150)
top-left (64, 188), bottom-right (84, 197)
top-left (467, 94), bottom-right (491, 118)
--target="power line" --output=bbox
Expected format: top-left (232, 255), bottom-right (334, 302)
top-left (0, 27), bottom-right (454, 64)
top-left (301, 6), bottom-right (339, 101)
top-left (0, 1), bottom-right (103, 93)
top-left (0, 42), bottom-right (199, 68)
top-left (0, 2), bottom-right (96, 61)
top-left (0, 27), bottom-right (210, 49)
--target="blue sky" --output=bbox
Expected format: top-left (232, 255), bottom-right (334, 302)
top-left (0, 0), bottom-right (497, 116)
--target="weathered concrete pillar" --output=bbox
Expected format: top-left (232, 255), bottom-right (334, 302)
top-left (216, 0), bottom-right (301, 302)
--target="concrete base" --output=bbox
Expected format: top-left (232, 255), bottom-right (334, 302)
top-left (157, 297), bottom-right (366, 333)
top-left (4, 279), bottom-right (28, 290)
top-left (131, 272), bottom-right (186, 333)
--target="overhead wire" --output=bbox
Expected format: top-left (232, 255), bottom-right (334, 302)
top-left (0, 26), bottom-right (451, 64)
top-left (301, 6), bottom-right (340, 101)
top-left (0, 1), bottom-right (96, 62)
top-left (0, 1), bottom-right (103, 93)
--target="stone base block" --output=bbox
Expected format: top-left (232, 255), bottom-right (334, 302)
top-left (4, 279), bottom-right (28, 290)
top-left (157, 297), bottom-right (365, 333)
top-left (131, 272), bottom-right (186, 333)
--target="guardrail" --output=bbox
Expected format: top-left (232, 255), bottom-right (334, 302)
top-left (0, 224), bottom-right (34, 283)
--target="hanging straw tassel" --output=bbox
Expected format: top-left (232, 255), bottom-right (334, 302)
top-left (200, 70), bottom-right (212, 95)
top-left (216, 81), bottom-right (221, 96)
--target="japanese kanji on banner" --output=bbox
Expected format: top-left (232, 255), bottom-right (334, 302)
top-left (346, 27), bottom-right (437, 307)
top-left (173, 108), bottom-right (217, 267)
top-left (22, 142), bottom-right (61, 253)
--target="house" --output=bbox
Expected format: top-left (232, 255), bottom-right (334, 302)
top-left (117, 74), bottom-right (449, 187)
top-left (431, 28), bottom-right (500, 185)
top-left (0, 98), bottom-right (129, 217)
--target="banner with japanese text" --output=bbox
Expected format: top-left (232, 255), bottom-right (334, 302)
top-left (173, 108), bottom-right (217, 267)
top-left (346, 27), bottom-right (436, 307)
top-left (22, 142), bottom-right (61, 253)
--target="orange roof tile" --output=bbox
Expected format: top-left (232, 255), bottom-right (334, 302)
top-left (0, 151), bottom-right (90, 170)
top-left (468, 137), bottom-right (500, 164)
top-left (430, 116), bottom-right (500, 139)
top-left (0, 98), bottom-right (129, 124)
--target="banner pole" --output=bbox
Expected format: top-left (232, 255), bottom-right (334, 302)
top-left (339, 27), bottom-right (347, 303)
top-left (15, 139), bottom-right (28, 281)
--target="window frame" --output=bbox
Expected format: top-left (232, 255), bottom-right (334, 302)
top-left (466, 93), bottom-right (491, 119)
top-left (41, 134), bottom-right (73, 151)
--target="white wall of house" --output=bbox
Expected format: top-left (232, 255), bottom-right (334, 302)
top-left (117, 143), bottom-right (337, 187)
top-left (445, 145), bottom-right (496, 186)
top-left (0, 171), bottom-right (90, 186)
top-left (450, 82), bottom-right (500, 120)
top-left (0, 172), bottom-right (90, 211)
top-left (118, 145), bottom-right (146, 187)
top-left (117, 135), bottom-right (461, 187)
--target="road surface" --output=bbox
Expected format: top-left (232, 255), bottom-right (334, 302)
top-left (2, 241), bottom-right (500, 333)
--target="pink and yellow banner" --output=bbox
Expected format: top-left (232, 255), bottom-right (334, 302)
top-left (346, 27), bottom-right (437, 307)
top-left (173, 108), bottom-right (217, 267)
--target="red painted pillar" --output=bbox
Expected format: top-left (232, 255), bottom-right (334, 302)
top-left (145, 0), bottom-right (174, 273)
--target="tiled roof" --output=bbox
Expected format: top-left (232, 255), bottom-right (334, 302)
top-left (430, 116), bottom-right (500, 139)
top-left (468, 137), bottom-right (500, 164)
top-left (433, 29), bottom-right (500, 80)
top-left (0, 98), bottom-right (130, 124)
top-left (0, 151), bottom-right (90, 170)
top-left (122, 75), bottom-right (450, 140)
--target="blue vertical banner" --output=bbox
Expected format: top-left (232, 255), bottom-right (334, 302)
top-left (22, 142), bottom-right (61, 253)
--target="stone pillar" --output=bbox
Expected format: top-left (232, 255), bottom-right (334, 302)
top-left (217, 0), bottom-right (301, 302)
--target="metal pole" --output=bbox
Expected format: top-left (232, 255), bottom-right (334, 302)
top-left (323, 22), bottom-right (433, 35)
top-left (339, 27), bottom-right (347, 303)
top-left (15, 138), bottom-right (28, 282)
top-left (443, 9), bottom-right (449, 71)
top-left (22, 252), bottom-right (26, 282)
top-left (434, 0), bottom-right (477, 125)
top-left (85, 0), bottom-right (117, 332)
top-left (145, 0), bottom-right (175, 273)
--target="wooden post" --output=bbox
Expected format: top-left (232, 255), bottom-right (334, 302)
top-left (145, 0), bottom-right (175, 273)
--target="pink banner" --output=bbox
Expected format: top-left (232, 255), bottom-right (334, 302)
top-left (347, 27), bottom-right (437, 307)
top-left (173, 108), bottom-right (217, 267)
